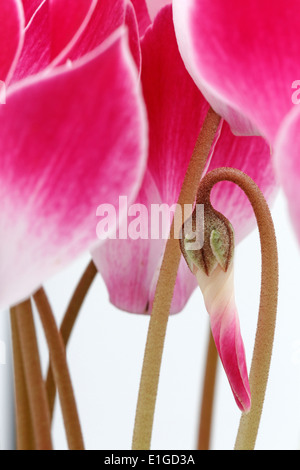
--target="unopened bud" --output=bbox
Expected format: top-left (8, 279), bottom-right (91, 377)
top-left (180, 201), bottom-right (251, 413)
top-left (180, 203), bottom-right (234, 276)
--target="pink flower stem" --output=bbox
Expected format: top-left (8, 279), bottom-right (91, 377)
top-left (196, 168), bottom-right (278, 450)
top-left (45, 260), bottom-right (98, 420)
top-left (11, 299), bottom-right (53, 450)
top-left (131, 108), bottom-right (221, 450)
top-left (33, 288), bottom-right (84, 450)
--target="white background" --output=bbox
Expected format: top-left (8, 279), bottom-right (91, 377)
top-left (1, 188), bottom-right (300, 450)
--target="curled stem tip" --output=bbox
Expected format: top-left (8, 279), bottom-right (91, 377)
top-left (190, 168), bottom-right (278, 450)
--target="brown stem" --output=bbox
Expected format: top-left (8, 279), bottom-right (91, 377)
top-left (197, 328), bottom-right (218, 450)
top-left (33, 288), bottom-right (84, 450)
top-left (132, 109), bottom-right (222, 450)
top-left (196, 168), bottom-right (278, 450)
top-left (10, 307), bottom-right (35, 450)
top-left (46, 260), bottom-right (97, 419)
top-left (12, 300), bottom-right (52, 450)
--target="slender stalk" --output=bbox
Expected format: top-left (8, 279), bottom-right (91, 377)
top-left (33, 288), bottom-right (84, 450)
top-left (13, 299), bottom-right (52, 450)
top-left (10, 307), bottom-right (35, 450)
top-left (196, 168), bottom-right (278, 451)
top-left (197, 328), bottom-right (218, 450)
top-left (46, 260), bottom-right (97, 419)
top-left (132, 108), bottom-right (221, 450)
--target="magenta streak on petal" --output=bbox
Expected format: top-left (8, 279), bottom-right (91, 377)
top-left (0, 28), bottom-right (147, 309)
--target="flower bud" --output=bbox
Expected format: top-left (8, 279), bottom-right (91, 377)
top-left (180, 203), bottom-right (251, 413)
top-left (180, 204), bottom-right (234, 276)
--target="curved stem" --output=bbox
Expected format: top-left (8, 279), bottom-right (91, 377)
top-left (46, 260), bottom-right (97, 419)
top-left (196, 168), bottom-right (278, 450)
top-left (33, 288), bottom-right (84, 450)
top-left (197, 328), bottom-right (218, 450)
top-left (132, 109), bottom-right (221, 450)
top-left (10, 307), bottom-right (35, 450)
top-left (12, 300), bottom-right (52, 450)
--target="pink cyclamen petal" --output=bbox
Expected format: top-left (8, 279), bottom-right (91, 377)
top-left (0, 29), bottom-right (147, 309)
top-left (197, 264), bottom-right (251, 412)
top-left (59, 0), bottom-right (126, 64)
top-left (274, 106), bottom-right (300, 244)
top-left (0, 0), bottom-right (25, 84)
top-left (92, 170), bottom-right (164, 314)
top-left (48, 0), bottom-right (97, 62)
top-left (173, 0), bottom-right (300, 143)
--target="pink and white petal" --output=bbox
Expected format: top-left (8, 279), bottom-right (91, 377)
top-left (197, 264), bottom-right (251, 412)
top-left (130, 0), bottom-right (151, 37)
top-left (146, 0), bottom-right (172, 21)
top-left (207, 121), bottom-right (278, 244)
top-left (11, 0), bottom-right (51, 83)
top-left (92, 171), bottom-right (164, 314)
top-left (58, 0), bottom-right (126, 64)
top-left (48, 0), bottom-right (97, 62)
top-left (0, 29), bottom-right (147, 309)
top-left (0, 0), bottom-right (25, 84)
top-left (173, 0), bottom-right (300, 144)
top-left (171, 259), bottom-right (197, 314)
top-left (147, 256), bottom-right (197, 315)
top-left (198, 86), bottom-right (260, 137)
top-left (173, 2), bottom-right (258, 137)
top-left (21, 0), bottom-right (45, 25)
top-left (274, 106), bottom-right (300, 244)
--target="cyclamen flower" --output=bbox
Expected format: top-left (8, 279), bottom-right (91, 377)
top-left (92, 5), bottom-right (277, 410)
top-left (173, 0), bottom-right (300, 242)
top-left (0, 0), bottom-right (147, 309)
